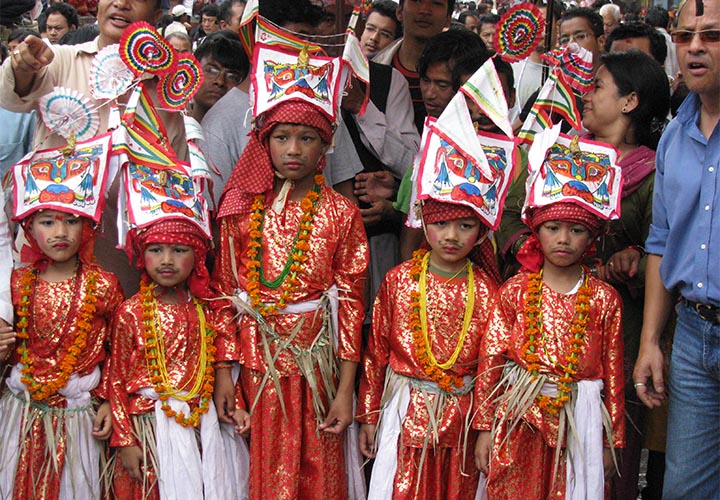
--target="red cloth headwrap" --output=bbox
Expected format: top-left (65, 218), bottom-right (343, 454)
top-left (21, 214), bottom-right (97, 271)
top-left (421, 199), bottom-right (501, 285)
top-left (517, 202), bottom-right (602, 272)
top-left (217, 101), bottom-right (334, 219)
top-left (133, 219), bottom-right (212, 299)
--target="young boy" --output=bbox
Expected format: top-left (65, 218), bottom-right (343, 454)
top-left (357, 198), bottom-right (500, 500)
top-left (474, 133), bottom-right (625, 499)
top-left (0, 204), bottom-right (124, 498)
top-left (212, 45), bottom-right (369, 499)
top-left (106, 217), bottom-right (247, 500)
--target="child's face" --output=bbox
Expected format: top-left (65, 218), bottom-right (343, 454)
top-left (268, 123), bottom-right (328, 185)
top-left (425, 217), bottom-right (482, 273)
top-left (29, 210), bottom-right (83, 264)
top-left (143, 243), bottom-right (195, 289)
top-left (537, 220), bottom-right (594, 269)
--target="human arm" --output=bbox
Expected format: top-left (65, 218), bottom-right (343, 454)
top-left (319, 360), bottom-right (357, 435)
top-left (0, 190), bottom-right (14, 326)
top-left (106, 309), bottom-right (140, 448)
top-left (354, 170), bottom-right (397, 201)
top-left (474, 430), bottom-right (492, 474)
top-left (601, 289), bottom-right (626, 448)
top-left (359, 423), bottom-right (377, 458)
top-left (633, 254), bottom-right (671, 408)
top-left (119, 446), bottom-right (144, 482)
top-left (6, 36), bottom-right (54, 98)
top-left (351, 70), bottom-right (420, 178)
top-left (92, 400), bottom-right (113, 440)
top-left (213, 366), bottom-right (237, 425)
top-left (0, 325), bottom-right (16, 364)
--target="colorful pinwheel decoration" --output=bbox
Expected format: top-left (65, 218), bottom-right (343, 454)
top-left (494, 3), bottom-right (545, 63)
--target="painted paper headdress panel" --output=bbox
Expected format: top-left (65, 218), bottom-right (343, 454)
top-left (12, 132), bottom-right (113, 222)
top-left (522, 125), bottom-right (623, 222)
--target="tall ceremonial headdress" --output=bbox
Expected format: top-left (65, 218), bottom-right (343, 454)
top-left (522, 125), bottom-right (623, 223)
top-left (408, 60), bottom-right (517, 231)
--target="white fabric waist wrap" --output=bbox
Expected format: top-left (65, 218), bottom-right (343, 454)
top-left (0, 364), bottom-right (102, 500)
top-left (137, 388), bottom-right (231, 500)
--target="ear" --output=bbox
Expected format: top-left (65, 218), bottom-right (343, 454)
top-left (597, 34), bottom-right (606, 53)
top-left (508, 89), bottom-right (517, 109)
top-left (623, 91), bottom-right (639, 113)
top-left (396, 4), bottom-right (404, 24)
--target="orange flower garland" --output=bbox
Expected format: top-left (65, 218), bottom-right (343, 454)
top-left (522, 270), bottom-right (592, 415)
top-left (141, 282), bottom-right (216, 428)
top-left (16, 265), bottom-right (99, 401)
top-left (246, 174), bottom-right (324, 317)
top-left (408, 249), bottom-right (472, 393)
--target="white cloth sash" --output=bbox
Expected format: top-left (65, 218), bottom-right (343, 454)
top-left (0, 364), bottom-right (101, 500)
top-left (565, 379), bottom-right (604, 500)
top-left (137, 388), bottom-right (232, 500)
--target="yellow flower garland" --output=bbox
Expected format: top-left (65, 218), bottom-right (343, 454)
top-left (409, 249), bottom-right (475, 392)
top-left (522, 270), bottom-right (591, 415)
top-left (141, 282), bottom-right (216, 428)
top-left (245, 174), bottom-right (324, 317)
top-left (16, 265), bottom-right (99, 401)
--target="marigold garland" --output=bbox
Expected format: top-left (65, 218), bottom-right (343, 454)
top-left (522, 270), bottom-right (592, 415)
top-left (246, 174), bottom-right (324, 317)
top-left (16, 265), bottom-right (99, 401)
top-left (409, 249), bottom-right (475, 393)
top-left (141, 281), bottom-right (216, 428)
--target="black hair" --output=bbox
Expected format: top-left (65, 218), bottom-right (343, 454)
top-left (219, 0), bottom-right (245, 25)
top-left (458, 10), bottom-right (479, 24)
top-left (45, 3), bottom-right (79, 29)
top-left (8, 28), bottom-right (37, 44)
top-left (478, 13), bottom-right (499, 26)
top-left (644, 6), bottom-right (669, 29)
top-left (194, 29), bottom-right (249, 78)
top-left (604, 22), bottom-right (667, 65)
top-left (560, 7), bottom-right (604, 38)
top-left (259, 0), bottom-right (325, 29)
top-left (58, 24), bottom-right (99, 44)
top-left (599, 50), bottom-right (670, 150)
top-left (202, 4), bottom-right (220, 19)
top-left (0, 43), bottom-right (7, 63)
top-left (369, 0), bottom-right (402, 38)
top-left (417, 29), bottom-right (485, 77)
top-left (451, 49), bottom-right (513, 91)
top-left (399, 0), bottom-right (456, 16)
top-left (37, 13), bottom-right (47, 33)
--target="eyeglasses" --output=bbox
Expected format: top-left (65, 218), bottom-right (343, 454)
top-left (203, 65), bottom-right (244, 85)
top-left (558, 31), bottom-right (594, 46)
top-left (671, 29), bottom-right (720, 44)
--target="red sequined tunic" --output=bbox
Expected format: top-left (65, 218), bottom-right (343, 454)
top-left (215, 185), bottom-right (369, 500)
top-left (3, 264), bottom-right (123, 500)
top-left (357, 259), bottom-right (497, 500)
top-left (473, 271), bottom-right (625, 500)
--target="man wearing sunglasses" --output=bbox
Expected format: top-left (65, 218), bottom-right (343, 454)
top-left (634, 0), bottom-right (720, 497)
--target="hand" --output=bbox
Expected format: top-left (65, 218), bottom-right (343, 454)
top-left (11, 35), bottom-right (54, 73)
top-left (603, 448), bottom-right (617, 481)
top-left (359, 198), bottom-right (395, 226)
top-left (633, 342), bottom-right (667, 408)
top-left (475, 431), bottom-right (492, 475)
top-left (318, 390), bottom-right (353, 435)
top-left (213, 367), bottom-right (236, 424)
top-left (119, 446), bottom-right (144, 482)
top-left (92, 401), bottom-right (113, 440)
top-left (603, 247), bottom-right (643, 283)
top-left (0, 325), bottom-right (17, 362)
top-left (358, 423), bottom-right (377, 458)
top-left (341, 77), bottom-right (365, 114)
top-left (354, 171), bottom-right (396, 201)
top-left (232, 408), bottom-right (251, 436)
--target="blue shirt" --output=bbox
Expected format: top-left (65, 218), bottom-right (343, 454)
top-left (645, 93), bottom-right (720, 305)
top-left (0, 109), bottom-right (35, 178)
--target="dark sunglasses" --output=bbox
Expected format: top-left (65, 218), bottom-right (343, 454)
top-left (671, 29), bottom-right (720, 44)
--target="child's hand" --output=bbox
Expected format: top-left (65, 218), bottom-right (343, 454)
top-left (0, 324), bottom-right (17, 362)
top-left (232, 408), bottom-right (251, 436)
top-left (358, 423), bottom-right (377, 458)
top-left (213, 366), bottom-right (236, 425)
top-left (92, 401), bottom-right (113, 440)
top-left (475, 431), bottom-right (493, 475)
top-left (318, 390), bottom-right (353, 435)
top-left (603, 448), bottom-right (617, 481)
top-left (119, 445), bottom-right (144, 482)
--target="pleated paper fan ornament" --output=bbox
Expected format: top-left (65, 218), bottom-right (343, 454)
top-left (158, 54), bottom-right (204, 110)
top-left (120, 21), bottom-right (177, 77)
top-left (39, 86), bottom-right (100, 141)
top-left (90, 44), bottom-right (135, 100)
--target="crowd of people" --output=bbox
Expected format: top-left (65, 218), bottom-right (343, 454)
top-left (0, 0), bottom-right (718, 499)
